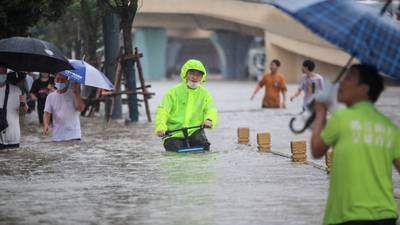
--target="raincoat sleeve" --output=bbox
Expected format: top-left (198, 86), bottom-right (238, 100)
top-left (204, 91), bottom-right (217, 129)
top-left (155, 90), bottom-right (173, 133)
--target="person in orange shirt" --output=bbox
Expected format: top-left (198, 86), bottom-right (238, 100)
top-left (250, 59), bottom-right (287, 108)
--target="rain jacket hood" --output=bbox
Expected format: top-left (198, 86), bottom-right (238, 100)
top-left (180, 59), bottom-right (207, 83)
top-left (155, 59), bottom-right (217, 140)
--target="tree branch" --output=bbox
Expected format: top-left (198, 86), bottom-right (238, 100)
top-left (127, 0), bottom-right (138, 25)
top-left (99, 0), bottom-right (118, 14)
top-left (114, 0), bottom-right (122, 8)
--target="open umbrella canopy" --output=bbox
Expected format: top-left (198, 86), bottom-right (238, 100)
top-left (272, 0), bottom-right (400, 80)
top-left (60, 60), bottom-right (114, 90)
top-left (0, 37), bottom-right (73, 73)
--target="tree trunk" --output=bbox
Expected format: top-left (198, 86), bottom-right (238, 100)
top-left (80, 0), bottom-right (98, 64)
top-left (121, 11), bottom-right (138, 122)
top-left (99, 0), bottom-right (138, 122)
top-left (103, 12), bottom-right (122, 119)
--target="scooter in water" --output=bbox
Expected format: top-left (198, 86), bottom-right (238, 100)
top-left (164, 125), bottom-right (210, 153)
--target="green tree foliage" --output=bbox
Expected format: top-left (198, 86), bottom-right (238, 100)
top-left (80, 0), bottom-right (102, 64)
top-left (0, 0), bottom-right (72, 38)
top-left (30, 0), bottom-right (102, 61)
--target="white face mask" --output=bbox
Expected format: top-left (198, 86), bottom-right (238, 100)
top-left (187, 80), bottom-right (200, 89)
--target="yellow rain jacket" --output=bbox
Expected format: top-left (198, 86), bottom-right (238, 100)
top-left (155, 59), bottom-right (218, 139)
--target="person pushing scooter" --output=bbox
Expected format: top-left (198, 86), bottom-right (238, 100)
top-left (155, 59), bottom-right (217, 152)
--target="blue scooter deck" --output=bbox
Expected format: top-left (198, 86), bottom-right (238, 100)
top-left (176, 147), bottom-right (206, 153)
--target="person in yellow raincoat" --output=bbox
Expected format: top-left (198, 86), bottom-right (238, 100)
top-left (155, 59), bottom-right (217, 151)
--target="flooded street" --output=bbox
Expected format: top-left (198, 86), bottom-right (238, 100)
top-left (0, 81), bottom-right (399, 225)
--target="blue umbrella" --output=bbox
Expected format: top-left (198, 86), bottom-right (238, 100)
top-left (272, 0), bottom-right (400, 80)
top-left (60, 60), bottom-right (114, 90)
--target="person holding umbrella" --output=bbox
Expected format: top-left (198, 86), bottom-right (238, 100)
top-left (0, 64), bottom-right (28, 149)
top-left (43, 73), bottom-right (85, 141)
top-left (311, 64), bottom-right (400, 225)
top-left (272, 2), bottom-right (400, 224)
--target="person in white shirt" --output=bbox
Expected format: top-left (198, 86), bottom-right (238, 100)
top-left (0, 65), bottom-right (28, 149)
top-left (290, 60), bottom-right (324, 111)
top-left (43, 73), bottom-right (85, 141)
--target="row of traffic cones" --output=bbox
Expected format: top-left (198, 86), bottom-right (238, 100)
top-left (237, 127), bottom-right (333, 173)
top-left (237, 128), bottom-right (271, 152)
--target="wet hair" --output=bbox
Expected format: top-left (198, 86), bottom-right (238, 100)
top-left (271, 59), bottom-right (281, 67)
top-left (350, 64), bottom-right (384, 103)
top-left (0, 64), bottom-right (6, 73)
top-left (39, 72), bottom-right (51, 79)
top-left (303, 60), bottom-right (315, 72)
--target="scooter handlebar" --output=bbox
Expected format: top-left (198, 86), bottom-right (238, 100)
top-left (165, 125), bottom-right (204, 136)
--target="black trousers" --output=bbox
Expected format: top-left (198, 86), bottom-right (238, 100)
top-left (0, 143), bottom-right (19, 150)
top-left (335, 218), bottom-right (397, 225)
top-left (164, 129), bottom-right (210, 152)
top-left (37, 107), bottom-right (44, 124)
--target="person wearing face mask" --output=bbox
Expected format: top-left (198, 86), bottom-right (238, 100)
top-left (43, 73), bottom-right (85, 141)
top-left (155, 59), bottom-right (217, 151)
top-left (0, 65), bottom-right (28, 150)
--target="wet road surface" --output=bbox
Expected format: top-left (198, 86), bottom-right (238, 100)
top-left (0, 81), bottom-right (399, 225)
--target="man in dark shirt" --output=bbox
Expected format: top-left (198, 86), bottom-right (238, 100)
top-left (30, 73), bottom-right (54, 124)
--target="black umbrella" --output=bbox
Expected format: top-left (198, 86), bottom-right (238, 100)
top-left (0, 37), bottom-right (73, 73)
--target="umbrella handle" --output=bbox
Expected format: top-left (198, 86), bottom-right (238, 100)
top-left (289, 111), bottom-right (316, 134)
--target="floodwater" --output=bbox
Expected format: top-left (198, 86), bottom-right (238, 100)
top-left (0, 81), bottom-right (399, 225)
